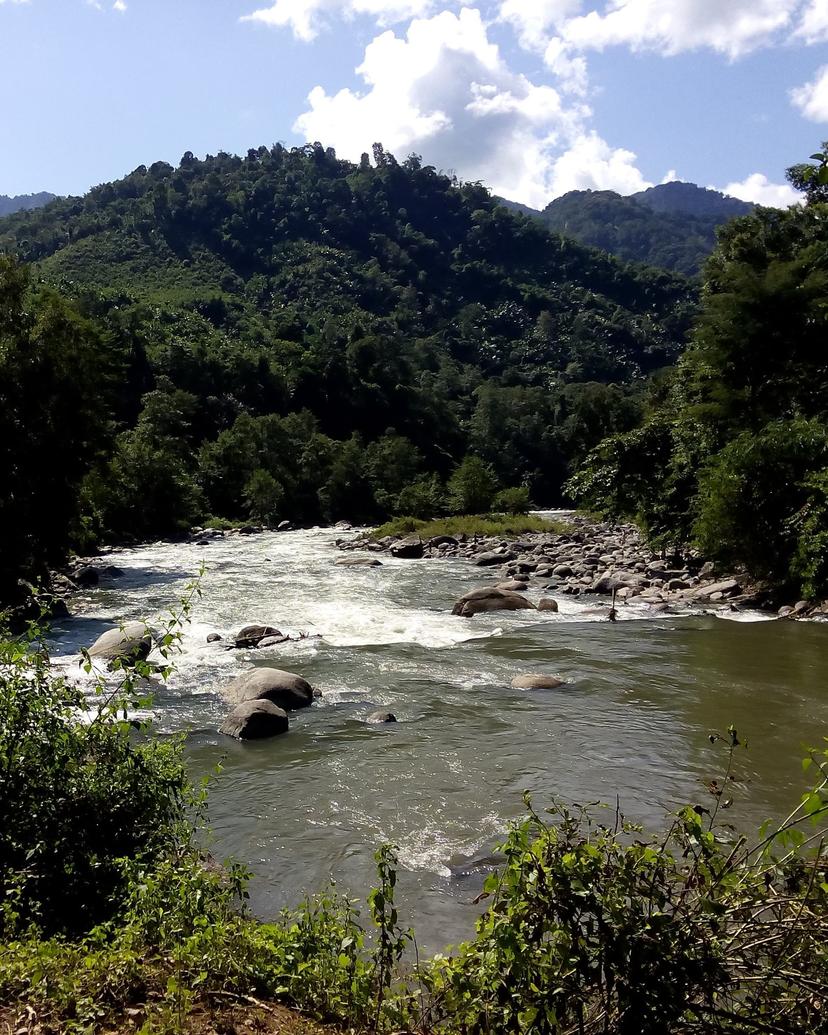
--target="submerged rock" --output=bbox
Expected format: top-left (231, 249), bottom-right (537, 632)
top-left (367, 710), bottom-right (397, 723)
top-left (220, 700), bottom-right (289, 740)
top-left (206, 633), bottom-right (222, 643)
top-left (221, 667), bottom-right (315, 711)
top-left (334, 556), bottom-right (382, 567)
top-left (87, 621), bottom-right (154, 664)
top-left (511, 674), bottom-right (566, 690)
top-left (452, 587), bottom-right (536, 618)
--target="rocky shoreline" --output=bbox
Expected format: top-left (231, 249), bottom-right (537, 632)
top-left (338, 514), bottom-right (828, 621)
top-left (39, 514), bottom-right (828, 625)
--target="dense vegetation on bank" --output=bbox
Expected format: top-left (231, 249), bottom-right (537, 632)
top-left (1, 609), bottom-right (826, 1033)
top-left (0, 143), bottom-right (695, 602)
top-left (569, 145), bottom-right (828, 600)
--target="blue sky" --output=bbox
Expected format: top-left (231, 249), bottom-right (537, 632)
top-left (2, 0), bottom-right (827, 207)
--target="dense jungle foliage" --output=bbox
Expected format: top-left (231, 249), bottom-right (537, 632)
top-left (503, 182), bottom-right (754, 277)
top-left (1, 610), bottom-right (826, 1033)
top-left (0, 142), bottom-right (696, 602)
top-left (569, 145), bottom-right (828, 600)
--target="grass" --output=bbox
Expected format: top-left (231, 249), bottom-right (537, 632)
top-left (372, 513), bottom-right (565, 540)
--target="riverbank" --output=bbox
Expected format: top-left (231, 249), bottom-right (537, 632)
top-left (41, 511), bottom-right (827, 622)
top-left (339, 512), bottom-right (828, 620)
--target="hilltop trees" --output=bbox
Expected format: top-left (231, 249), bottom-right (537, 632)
top-left (569, 147), bottom-right (828, 597)
top-left (0, 144), bottom-right (696, 598)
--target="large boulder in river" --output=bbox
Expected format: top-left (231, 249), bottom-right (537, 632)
top-left (452, 587), bottom-right (536, 618)
top-left (87, 621), bottom-right (154, 664)
top-left (474, 550), bottom-right (515, 567)
top-left (537, 598), bottom-right (559, 612)
top-left (220, 700), bottom-right (289, 740)
top-left (233, 624), bottom-right (282, 648)
top-left (495, 579), bottom-right (531, 592)
top-left (221, 667), bottom-right (314, 711)
top-left (391, 535), bottom-right (424, 559)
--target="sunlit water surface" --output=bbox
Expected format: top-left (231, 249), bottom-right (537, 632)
top-left (48, 526), bottom-right (828, 951)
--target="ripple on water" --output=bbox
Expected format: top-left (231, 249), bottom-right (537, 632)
top-left (46, 527), bottom-right (828, 952)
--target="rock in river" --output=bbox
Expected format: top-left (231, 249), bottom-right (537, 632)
top-left (87, 621), bottom-right (154, 664)
top-left (452, 587), bottom-right (536, 618)
top-left (233, 624), bottom-right (282, 648)
top-left (537, 598), bottom-right (559, 612)
top-left (335, 556), bottom-right (382, 567)
top-left (221, 667), bottom-right (315, 711)
top-left (511, 674), bottom-right (566, 690)
top-left (220, 700), bottom-right (289, 740)
top-left (367, 710), bottom-right (397, 723)
top-left (391, 535), bottom-right (424, 559)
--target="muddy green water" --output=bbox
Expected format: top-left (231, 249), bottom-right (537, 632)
top-left (49, 526), bottom-right (828, 952)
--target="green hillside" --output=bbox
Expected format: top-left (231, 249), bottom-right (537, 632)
top-left (0, 143), bottom-right (696, 598)
top-left (502, 182), bottom-right (755, 277)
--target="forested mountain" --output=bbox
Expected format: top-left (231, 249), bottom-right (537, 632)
top-left (0, 192), bottom-right (57, 218)
top-left (0, 143), bottom-right (696, 599)
top-left (501, 182), bottom-right (754, 276)
top-left (569, 148), bottom-right (828, 599)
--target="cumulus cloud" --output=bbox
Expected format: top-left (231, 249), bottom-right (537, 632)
top-left (794, 0), bottom-right (828, 43)
top-left (241, 0), bottom-right (433, 41)
top-left (113, 0), bottom-right (127, 11)
top-left (791, 64), bottom-right (828, 121)
top-left (294, 8), bottom-right (617, 207)
top-left (560, 0), bottom-right (801, 58)
top-left (721, 173), bottom-right (799, 206)
top-left (498, 0), bottom-right (582, 49)
top-left (548, 132), bottom-right (653, 195)
top-left (543, 37), bottom-right (589, 95)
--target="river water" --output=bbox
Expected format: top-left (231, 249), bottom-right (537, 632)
top-left (47, 524), bottom-right (828, 952)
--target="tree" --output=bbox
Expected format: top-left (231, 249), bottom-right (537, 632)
top-left (447, 456), bottom-right (500, 514)
top-left (243, 469), bottom-right (284, 526)
top-left (786, 142), bottom-right (828, 204)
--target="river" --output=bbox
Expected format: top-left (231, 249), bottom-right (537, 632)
top-left (47, 524), bottom-right (828, 953)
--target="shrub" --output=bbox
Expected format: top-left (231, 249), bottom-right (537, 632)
top-left (447, 457), bottom-right (500, 515)
top-left (493, 486), bottom-right (532, 514)
top-left (0, 583), bottom-right (202, 938)
top-left (421, 731), bottom-right (828, 1035)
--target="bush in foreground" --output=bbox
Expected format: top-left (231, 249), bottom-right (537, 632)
top-left (1, 601), bottom-right (826, 1034)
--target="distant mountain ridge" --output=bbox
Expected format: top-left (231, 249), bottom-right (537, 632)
top-left (499, 182), bottom-right (755, 277)
top-left (0, 192), bottom-right (57, 218)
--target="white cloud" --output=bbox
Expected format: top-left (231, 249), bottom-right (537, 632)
top-left (794, 0), bottom-right (828, 43)
top-left (241, 0), bottom-right (433, 41)
top-left (543, 37), bottom-right (589, 95)
top-left (661, 169), bottom-right (678, 183)
top-left (721, 172), bottom-right (799, 206)
top-left (548, 132), bottom-right (653, 195)
top-left (498, 0), bottom-right (582, 49)
top-left (791, 64), bottom-right (828, 121)
top-left (113, 0), bottom-right (127, 11)
top-left (560, 0), bottom-right (801, 58)
top-left (295, 8), bottom-right (606, 207)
